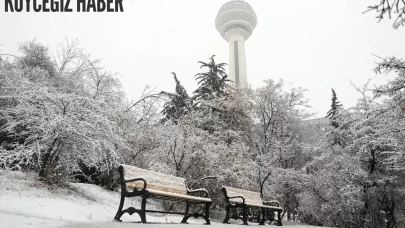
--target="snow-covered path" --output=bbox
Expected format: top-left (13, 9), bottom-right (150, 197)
top-left (0, 171), bottom-right (327, 228)
top-left (64, 222), bottom-right (325, 228)
top-left (0, 211), bottom-right (323, 228)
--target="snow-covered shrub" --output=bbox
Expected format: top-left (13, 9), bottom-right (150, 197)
top-left (0, 40), bottom-right (130, 184)
top-left (0, 68), bottom-right (129, 182)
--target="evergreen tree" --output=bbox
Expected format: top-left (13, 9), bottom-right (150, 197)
top-left (193, 55), bottom-right (229, 105)
top-left (191, 55), bottom-right (252, 136)
top-left (326, 89), bottom-right (343, 128)
top-left (366, 0), bottom-right (405, 29)
top-left (161, 72), bottom-right (191, 123)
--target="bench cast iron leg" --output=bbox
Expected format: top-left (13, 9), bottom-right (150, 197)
top-left (259, 208), bottom-right (266, 225)
top-left (181, 201), bottom-right (190, 224)
top-left (113, 191), bottom-right (145, 223)
top-left (140, 195), bottom-right (147, 223)
top-left (242, 207), bottom-right (248, 225)
top-left (204, 202), bottom-right (211, 225)
top-left (277, 210), bottom-right (283, 226)
top-left (114, 192), bottom-right (126, 221)
top-left (223, 206), bottom-right (231, 224)
top-left (180, 202), bottom-right (211, 225)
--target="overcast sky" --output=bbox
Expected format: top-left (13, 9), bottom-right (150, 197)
top-left (1, 0), bottom-right (404, 117)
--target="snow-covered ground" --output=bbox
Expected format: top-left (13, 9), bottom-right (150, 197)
top-left (0, 171), bottom-right (327, 228)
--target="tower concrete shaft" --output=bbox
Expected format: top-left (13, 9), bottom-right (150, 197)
top-left (228, 33), bottom-right (248, 89)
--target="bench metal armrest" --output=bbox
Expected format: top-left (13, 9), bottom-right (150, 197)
top-left (124, 178), bottom-right (147, 191)
top-left (263, 200), bottom-right (280, 207)
top-left (187, 188), bottom-right (209, 198)
top-left (228, 195), bottom-right (245, 204)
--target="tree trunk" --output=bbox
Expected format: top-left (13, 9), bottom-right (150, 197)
top-left (38, 137), bottom-right (60, 180)
top-left (38, 151), bottom-right (50, 178)
top-left (385, 192), bottom-right (397, 228)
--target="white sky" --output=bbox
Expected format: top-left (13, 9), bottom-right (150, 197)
top-left (1, 0), bottom-right (404, 117)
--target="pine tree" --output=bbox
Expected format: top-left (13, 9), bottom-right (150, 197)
top-left (193, 55), bottom-right (229, 105)
top-left (161, 72), bottom-right (191, 123)
top-left (326, 89), bottom-right (343, 128)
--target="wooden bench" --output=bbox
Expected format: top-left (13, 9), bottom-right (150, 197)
top-left (222, 186), bottom-right (283, 226)
top-left (114, 164), bottom-right (212, 224)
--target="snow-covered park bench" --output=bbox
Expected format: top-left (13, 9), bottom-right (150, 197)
top-left (114, 164), bottom-right (212, 224)
top-left (222, 186), bottom-right (283, 226)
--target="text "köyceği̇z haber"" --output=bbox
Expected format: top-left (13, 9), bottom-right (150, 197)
top-left (5, 0), bottom-right (124, 12)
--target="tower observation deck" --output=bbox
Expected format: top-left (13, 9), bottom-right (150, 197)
top-left (215, 0), bottom-right (257, 89)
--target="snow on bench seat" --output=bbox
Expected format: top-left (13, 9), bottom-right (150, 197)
top-left (224, 186), bottom-right (263, 205)
top-left (222, 186), bottom-right (283, 225)
top-left (115, 164), bottom-right (212, 224)
top-left (121, 164), bottom-right (211, 202)
top-left (223, 186), bottom-right (282, 209)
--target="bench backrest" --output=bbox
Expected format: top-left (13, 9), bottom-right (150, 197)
top-left (121, 164), bottom-right (187, 195)
top-left (223, 186), bottom-right (263, 205)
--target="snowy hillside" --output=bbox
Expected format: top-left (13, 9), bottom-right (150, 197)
top-left (0, 171), bottom-right (329, 228)
top-left (0, 171), bottom-right (180, 228)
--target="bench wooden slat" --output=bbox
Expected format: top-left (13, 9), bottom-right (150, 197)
top-left (146, 189), bottom-right (212, 203)
top-left (121, 164), bottom-right (187, 195)
top-left (224, 186), bottom-right (263, 205)
top-left (127, 182), bottom-right (186, 195)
